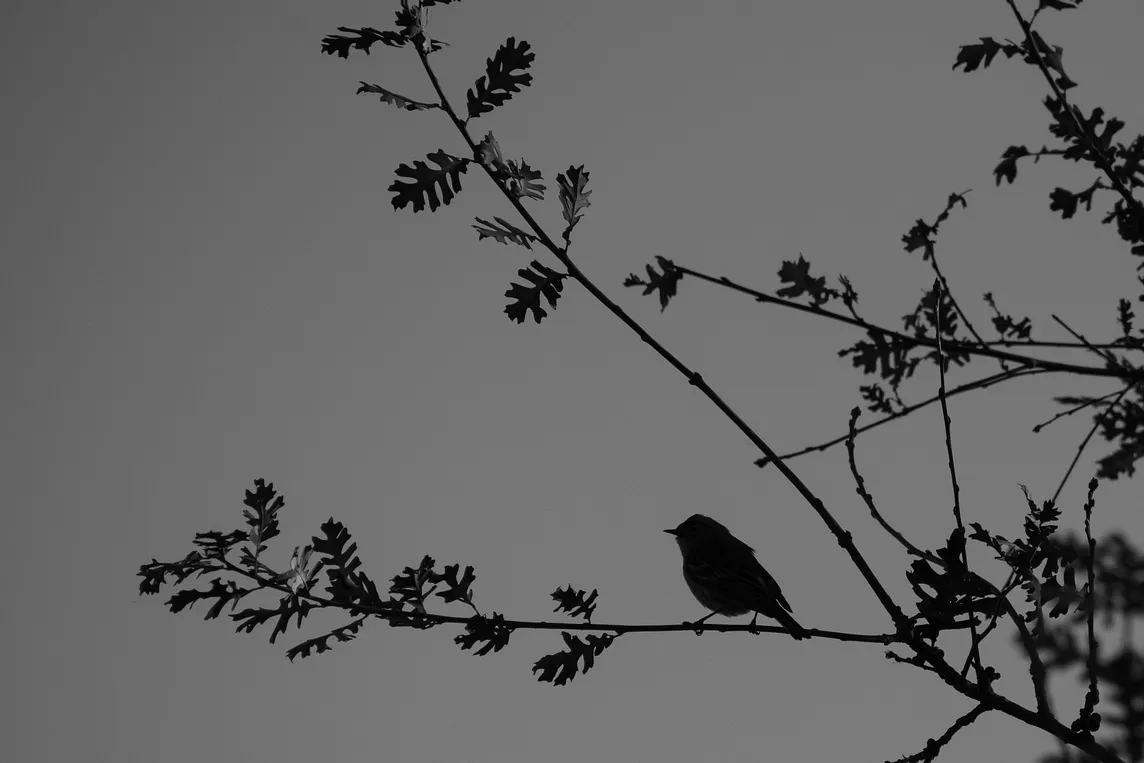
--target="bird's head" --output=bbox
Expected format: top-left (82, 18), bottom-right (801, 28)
top-left (664, 514), bottom-right (733, 552)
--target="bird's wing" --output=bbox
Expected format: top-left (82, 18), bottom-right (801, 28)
top-left (688, 551), bottom-right (794, 614)
top-left (746, 559), bottom-right (794, 614)
top-left (686, 557), bottom-right (739, 584)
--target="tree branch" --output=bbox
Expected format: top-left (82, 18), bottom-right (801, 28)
top-left (888, 703), bottom-right (990, 763)
top-left (762, 368), bottom-right (1048, 467)
top-left (411, 33), bottom-right (912, 634)
top-left (671, 264), bottom-right (1140, 381)
top-left (1002, 0), bottom-right (1143, 215)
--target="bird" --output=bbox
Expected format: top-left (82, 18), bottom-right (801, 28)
top-left (665, 513), bottom-right (807, 640)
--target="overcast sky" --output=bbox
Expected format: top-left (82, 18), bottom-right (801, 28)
top-left (4, 1), bottom-right (1142, 761)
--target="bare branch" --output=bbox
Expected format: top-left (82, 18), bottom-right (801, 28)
top-left (887, 703), bottom-right (990, 763)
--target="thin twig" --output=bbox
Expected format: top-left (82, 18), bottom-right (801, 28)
top-left (912, 190), bottom-right (992, 356)
top-left (1050, 384), bottom-right (1131, 505)
top-left (1052, 315), bottom-right (1119, 367)
top-left (762, 368), bottom-right (1045, 467)
top-left (673, 264), bottom-right (1139, 381)
top-left (887, 703), bottom-right (990, 763)
top-left (962, 571), bottom-right (1053, 716)
top-left (983, 339), bottom-right (1140, 351)
top-left (1033, 388), bottom-right (1126, 434)
top-left (847, 406), bottom-right (940, 564)
top-left (1002, 0), bottom-right (1143, 214)
top-left (933, 279), bottom-right (987, 684)
top-left (1078, 478), bottom-right (1101, 728)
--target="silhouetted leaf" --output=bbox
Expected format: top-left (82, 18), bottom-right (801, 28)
top-left (286, 617), bottom-right (367, 662)
top-left (557, 165), bottom-right (591, 245)
top-left (983, 292), bottom-right (1033, 340)
top-left (504, 260), bottom-right (567, 324)
top-left (1050, 182), bottom-right (1101, 220)
top-left (233, 593), bottom-right (316, 644)
top-left (473, 133), bottom-right (545, 201)
top-left (551, 585), bottom-right (598, 622)
top-left (474, 217), bottom-right (536, 249)
top-left (312, 519), bottom-right (362, 579)
top-left (505, 160), bottom-right (545, 201)
top-left (389, 555), bottom-right (438, 612)
top-left (242, 478), bottom-right (284, 552)
top-left (168, 578), bottom-right (252, 620)
top-left (994, 145), bottom-right (1030, 185)
top-left (532, 632), bottom-right (616, 686)
top-left (907, 530), bottom-right (996, 639)
top-left (624, 256), bottom-right (681, 311)
top-left (390, 150), bottom-right (469, 212)
top-left (776, 255), bottom-right (836, 305)
top-left (193, 529), bottom-right (249, 559)
top-left (356, 82), bottom-right (438, 111)
top-left (859, 383), bottom-right (896, 415)
top-left (321, 26), bottom-right (407, 58)
top-left (467, 38), bottom-right (534, 119)
top-left (953, 37), bottom-right (1020, 73)
top-left (838, 331), bottom-right (920, 388)
top-left (455, 613), bottom-right (512, 656)
top-left (432, 563), bottom-right (477, 606)
top-left (1117, 298), bottom-right (1135, 340)
top-left (839, 274), bottom-right (860, 310)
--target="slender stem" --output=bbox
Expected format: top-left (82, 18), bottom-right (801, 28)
top-left (764, 368), bottom-right (1047, 466)
top-left (888, 703), bottom-right (990, 763)
top-left (847, 407), bottom-right (939, 564)
top-left (673, 265), bottom-right (1140, 381)
top-left (1079, 478), bottom-right (1101, 724)
top-left (1050, 384), bottom-right (1131, 505)
top-left (983, 339), bottom-right (1137, 351)
top-left (1002, 0), bottom-right (1143, 214)
top-left (933, 279), bottom-right (985, 683)
top-left (927, 252), bottom-right (994, 368)
top-left (1033, 387), bottom-right (1126, 434)
top-left (1052, 314), bottom-right (1119, 367)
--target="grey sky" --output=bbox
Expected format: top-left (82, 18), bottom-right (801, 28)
top-left (3, 1), bottom-right (1142, 761)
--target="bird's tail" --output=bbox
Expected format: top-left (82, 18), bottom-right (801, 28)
top-left (772, 607), bottom-right (809, 641)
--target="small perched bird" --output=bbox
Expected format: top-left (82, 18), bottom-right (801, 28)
top-left (665, 514), bottom-right (807, 640)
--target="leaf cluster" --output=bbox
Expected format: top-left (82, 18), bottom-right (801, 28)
top-left (139, 479), bottom-right (619, 684)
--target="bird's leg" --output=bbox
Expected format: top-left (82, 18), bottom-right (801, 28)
top-left (748, 613), bottom-right (760, 634)
top-left (687, 610), bottom-right (722, 635)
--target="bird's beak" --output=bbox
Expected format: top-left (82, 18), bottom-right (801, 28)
top-left (664, 528), bottom-right (678, 536)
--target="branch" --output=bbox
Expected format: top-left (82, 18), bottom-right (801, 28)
top-left (1032, 387), bottom-right (1127, 434)
top-left (888, 703), bottom-right (990, 763)
top-left (1052, 314), bottom-right (1120, 367)
top-left (411, 35), bottom-right (911, 633)
top-left (1049, 383), bottom-right (1131, 505)
top-left (915, 191), bottom-right (997, 365)
top-left (672, 264), bottom-right (1140, 381)
top-left (218, 557), bottom-right (895, 642)
top-left (1077, 477), bottom-right (1101, 733)
top-left (932, 279), bottom-right (987, 684)
top-left (762, 368), bottom-right (1048, 467)
top-left (968, 573), bottom-right (1054, 716)
top-left (1002, 0), bottom-right (1143, 215)
top-left (847, 406), bottom-right (940, 564)
top-left (905, 641), bottom-right (1122, 763)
